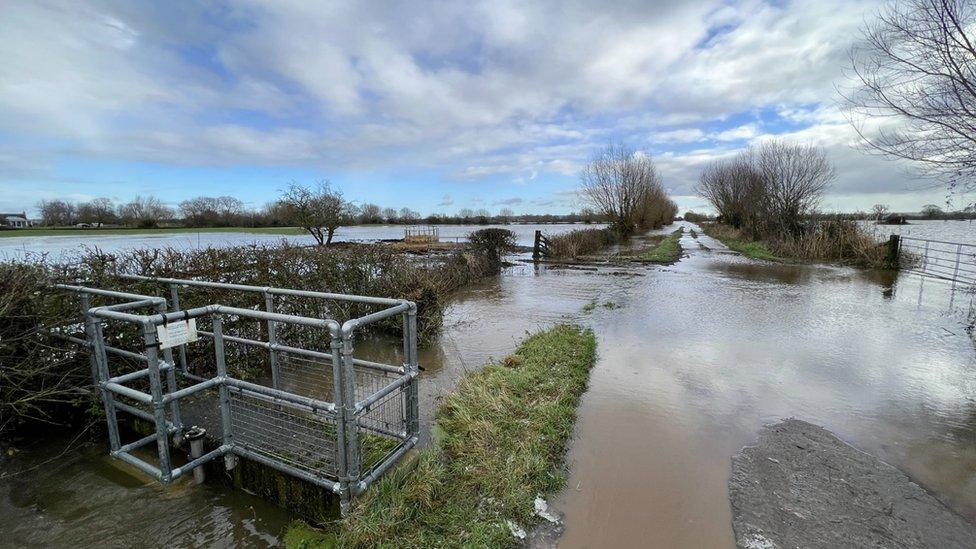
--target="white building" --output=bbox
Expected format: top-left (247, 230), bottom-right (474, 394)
top-left (2, 212), bottom-right (31, 228)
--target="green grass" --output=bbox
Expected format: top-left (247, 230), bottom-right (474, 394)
top-left (0, 226), bottom-right (306, 237)
top-left (698, 224), bottom-right (785, 262)
top-left (633, 228), bottom-right (683, 263)
top-left (286, 324), bottom-right (598, 548)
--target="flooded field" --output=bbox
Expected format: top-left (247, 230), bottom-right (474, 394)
top-left (3, 220), bottom-right (976, 546)
top-left (0, 223), bottom-right (603, 259)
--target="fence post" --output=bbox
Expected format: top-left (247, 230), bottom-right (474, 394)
top-left (886, 234), bottom-right (900, 267)
top-left (340, 331), bottom-right (361, 515)
top-left (141, 320), bottom-right (173, 482)
top-left (533, 230), bottom-right (542, 260)
top-left (264, 292), bottom-right (279, 389)
top-left (330, 331), bottom-right (349, 514)
top-left (212, 316), bottom-right (237, 471)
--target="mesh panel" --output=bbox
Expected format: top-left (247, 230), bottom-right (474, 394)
top-left (229, 389), bottom-right (339, 478)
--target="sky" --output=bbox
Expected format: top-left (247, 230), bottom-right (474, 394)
top-left (0, 0), bottom-right (966, 217)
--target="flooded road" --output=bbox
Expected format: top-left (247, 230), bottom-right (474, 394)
top-left (3, 220), bottom-right (975, 546)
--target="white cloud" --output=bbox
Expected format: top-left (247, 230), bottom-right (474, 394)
top-left (0, 0), bottom-right (935, 209)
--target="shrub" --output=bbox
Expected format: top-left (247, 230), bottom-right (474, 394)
top-left (467, 228), bottom-right (517, 267)
top-left (545, 228), bottom-right (616, 259)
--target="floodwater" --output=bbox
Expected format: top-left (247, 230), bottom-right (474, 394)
top-left (0, 222), bottom-right (603, 259)
top-left (861, 218), bottom-right (976, 242)
top-left (3, 220), bottom-right (976, 546)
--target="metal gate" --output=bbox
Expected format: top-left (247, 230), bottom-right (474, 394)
top-left (56, 276), bottom-right (420, 513)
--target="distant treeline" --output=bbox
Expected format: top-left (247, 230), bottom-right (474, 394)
top-left (32, 194), bottom-right (605, 229)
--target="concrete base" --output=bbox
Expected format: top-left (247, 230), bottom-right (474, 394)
top-left (729, 419), bottom-right (976, 549)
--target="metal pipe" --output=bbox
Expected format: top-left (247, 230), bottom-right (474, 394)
top-left (224, 377), bottom-right (336, 414)
top-left (108, 362), bottom-right (174, 385)
top-left (195, 330), bottom-right (403, 374)
top-left (113, 451), bottom-right (163, 480)
top-left (56, 284), bottom-right (164, 304)
top-left (143, 321), bottom-right (173, 483)
top-left (171, 444), bottom-right (229, 482)
top-left (168, 282), bottom-right (190, 376)
top-left (230, 446), bottom-right (341, 493)
top-left (213, 316), bottom-right (235, 472)
top-left (119, 273), bottom-right (404, 307)
top-left (183, 426), bottom-right (208, 484)
top-left (264, 292), bottom-right (280, 389)
top-left (92, 321), bottom-right (122, 451)
top-left (161, 376), bottom-right (224, 404)
top-left (103, 382), bottom-right (154, 405)
top-left (355, 371), bottom-right (417, 413)
top-left (353, 436), bottom-right (419, 495)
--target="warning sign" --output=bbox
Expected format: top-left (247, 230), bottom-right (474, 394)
top-left (156, 319), bottom-right (199, 350)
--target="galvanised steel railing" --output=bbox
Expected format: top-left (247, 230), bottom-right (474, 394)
top-left (897, 236), bottom-right (976, 287)
top-left (56, 276), bottom-right (420, 514)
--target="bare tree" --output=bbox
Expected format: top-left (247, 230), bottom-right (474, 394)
top-left (117, 196), bottom-right (172, 228)
top-left (399, 207), bottom-right (421, 223)
top-left (580, 144), bottom-right (668, 236)
top-left (359, 203), bottom-right (382, 224)
top-left (76, 198), bottom-right (116, 227)
top-left (280, 181), bottom-right (350, 246)
top-left (497, 208), bottom-right (514, 223)
top-left (37, 199), bottom-right (76, 226)
top-left (871, 203), bottom-right (890, 222)
top-left (756, 140), bottom-right (835, 234)
top-left (382, 207), bottom-right (398, 224)
top-left (695, 153), bottom-right (766, 231)
top-left (845, 0), bottom-right (976, 190)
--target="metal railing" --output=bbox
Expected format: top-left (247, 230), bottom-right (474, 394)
top-left (894, 235), bottom-right (976, 309)
top-left (57, 276), bottom-right (421, 514)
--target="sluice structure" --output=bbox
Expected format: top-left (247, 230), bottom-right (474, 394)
top-left (55, 275), bottom-right (421, 514)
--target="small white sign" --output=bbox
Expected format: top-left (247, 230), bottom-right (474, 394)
top-left (156, 319), bottom-right (199, 350)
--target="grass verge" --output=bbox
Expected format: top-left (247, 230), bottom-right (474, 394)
top-left (699, 223), bottom-right (784, 262)
top-left (632, 228), bottom-right (684, 263)
top-left (286, 323), bottom-right (598, 548)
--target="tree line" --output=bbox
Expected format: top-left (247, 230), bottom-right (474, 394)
top-left (34, 190), bottom-right (604, 232)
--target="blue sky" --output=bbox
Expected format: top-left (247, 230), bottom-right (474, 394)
top-left (0, 0), bottom-right (963, 217)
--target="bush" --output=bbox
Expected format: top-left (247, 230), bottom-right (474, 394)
top-left (467, 228), bottom-right (517, 267)
top-left (545, 228), bottom-right (616, 259)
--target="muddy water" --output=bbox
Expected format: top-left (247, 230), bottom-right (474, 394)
top-left (3, 220), bottom-right (975, 546)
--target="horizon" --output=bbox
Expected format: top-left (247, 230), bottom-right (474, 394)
top-left (2, 1), bottom-right (972, 217)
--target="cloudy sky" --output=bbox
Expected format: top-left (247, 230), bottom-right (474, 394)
top-left (0, 0), bottom-right (963, 216)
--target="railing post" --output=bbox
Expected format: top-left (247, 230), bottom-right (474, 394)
top-left (168, 283), bottom-right (190, 376)
top-left (330, 332), bottom-right (350, 513)
top-left (212, 316), bottom-right (237, 471)
top-left (264, 292), bottom-right (279, 389)
top-left (156, 301), bottom-right (183, 438)
top-left (141, 320), bottom-right (172, 482)
top-left (406, 308), bottom-right (420, 438)
top-left (533, 230), bottom-right (542, 260)
top-left (340, 330), bottom-right (361, 515)
top-left (86, 306), bottom-right (121, 452)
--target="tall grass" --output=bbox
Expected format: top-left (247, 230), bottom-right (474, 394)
top-left (701, 220), bottom-right (889, 267)
top-left (287, 324), bottom-right (598, 548)
top-left (545, 228), bottom-right (616, 259)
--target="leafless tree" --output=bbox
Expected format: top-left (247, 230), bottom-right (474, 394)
top-left (844, 0), bottom-right (976, 190)
top-left (280, 181), bottom-right (350, 246)
top-left (179, 196), bottom-right (247, 227)
top-left (695, 153), bottom-right (766, 231)
top-left (117, 196), bottom-right (172, 228)
top-left (580, 143), bottom-right (669, 236)
top-left (382, 207), bottom-right (398, 224)
top-left (76, 198), bottom-right (116, 227)
top-left (756, 140), bottom-right (835, 234)
top-left (871, 203), bottom-right (890, 221)
top-left (399, 207), bottom-right (421, 223)
top-left (37, 199), bottom-right (76, 226)
top-left (359, 203), bottom-right (382, 224)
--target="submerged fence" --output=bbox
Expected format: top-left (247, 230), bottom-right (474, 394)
top-left (55, 275), bottom-right (420, 514)
top-left (891, 235), bottom-right (976, 310)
